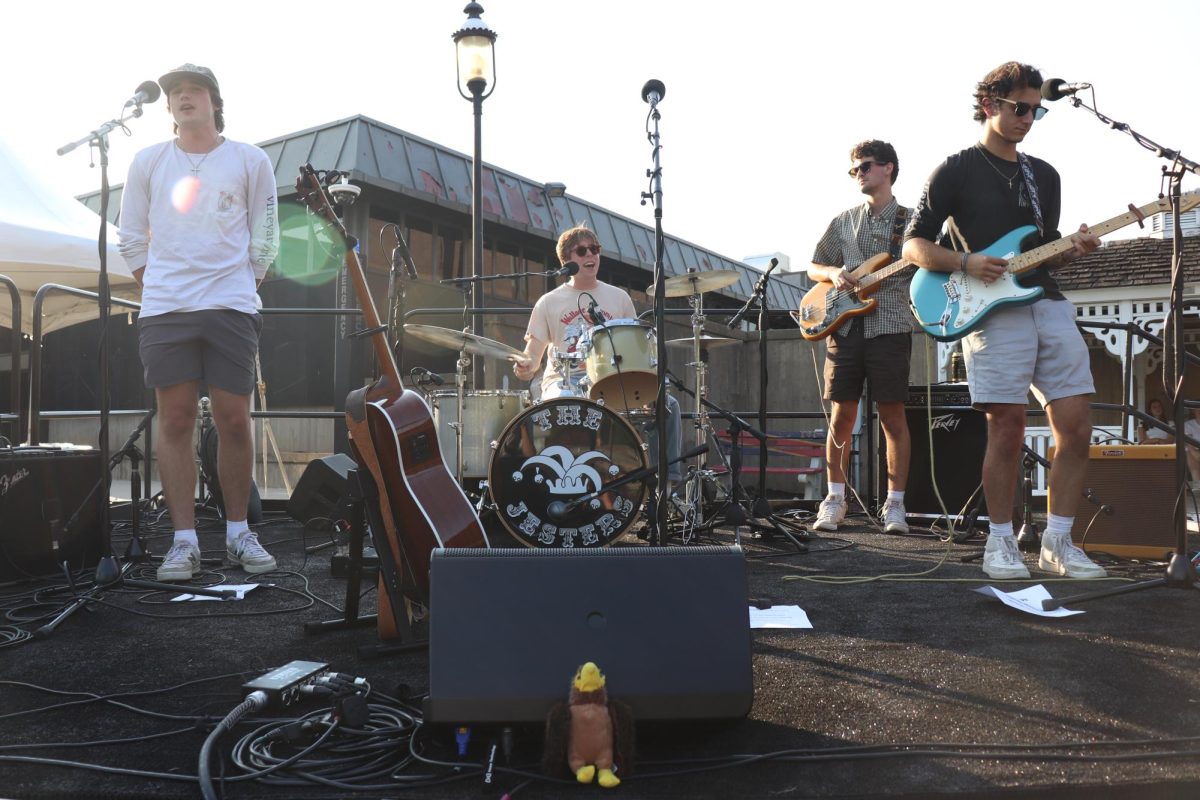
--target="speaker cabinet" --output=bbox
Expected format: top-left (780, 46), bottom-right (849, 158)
top-left (0, 447), bottom-right (104, 581)
top-left (1048, 444), bottom-right (1179, 560)
top-left (424, 546), bottom-right (753, 724)
top-left (287, 454), bottom-right (357, 525)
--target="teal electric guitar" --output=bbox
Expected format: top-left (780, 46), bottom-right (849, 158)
top-left (909, 190), bottom-right (1200, 341)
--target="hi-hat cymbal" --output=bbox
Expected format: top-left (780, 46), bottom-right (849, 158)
top-left (666, 334), bottom-right (738, 349)
top-left (647, 269), bottom-right (741, 298)
top-left (405, 324), bottom-right (525, 361)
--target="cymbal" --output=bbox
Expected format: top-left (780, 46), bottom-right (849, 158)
top-left (647, 269), bottom-right (741, 298)
top-left (666, 334), bottom-right (738, 349)
top-left (405, 324), bottom-right (525, 361)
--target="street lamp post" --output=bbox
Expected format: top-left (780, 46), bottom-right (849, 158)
top-left (453, 2), bottom-right (497, 389)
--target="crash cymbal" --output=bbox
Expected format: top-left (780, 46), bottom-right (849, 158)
top-left (647, 269), bottom-right (741, 298)
top-left (405, 325), bottom-right (525, 361)
top-left (666, 334), bottom-right (738, 349)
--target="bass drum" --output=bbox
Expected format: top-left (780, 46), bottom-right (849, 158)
top-left (488, 398), bottom-right (648, 547)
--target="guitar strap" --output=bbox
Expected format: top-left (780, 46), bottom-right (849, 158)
top-left (1016, 153), bottom-right (1045, 237)
top-left (889, 207), bottom-right (908, 260)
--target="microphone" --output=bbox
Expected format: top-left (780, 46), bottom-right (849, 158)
top-left (1083, 488), bottom-right (1113, 515)
top-left (415, 367), bottom-right (444, 386)
top-left (546, 500), bottom-right (570, 521)
top-left (392, 227), bottom-right (419, 279)
top-left (1040, 78), bottom-right (1091, 101)
top-left (124, 80), bottom-right (162, 108)
top-left (587, 297), bottom-right (605, 326)
top-left (641, 78), bottom-right (666, 105)
top-left (728, 258), bottom-right (779, 329)
top-left (550, 261), bottom-right (580, 278)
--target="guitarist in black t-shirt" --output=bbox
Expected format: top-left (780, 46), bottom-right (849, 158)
top-left (903, 61), bottom-right (1105, 582)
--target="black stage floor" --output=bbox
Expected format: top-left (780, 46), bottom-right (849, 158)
top-left (2, 499), bottom-right (1200, 800)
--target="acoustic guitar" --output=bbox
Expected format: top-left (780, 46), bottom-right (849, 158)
top-left (294, 165), bottom-right (487, 637)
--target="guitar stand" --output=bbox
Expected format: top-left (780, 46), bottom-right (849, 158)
top-left (304, 469), bottom-right (425, 656)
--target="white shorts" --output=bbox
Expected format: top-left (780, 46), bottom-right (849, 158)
top-left (962, 299), bottom-right (1094, 408)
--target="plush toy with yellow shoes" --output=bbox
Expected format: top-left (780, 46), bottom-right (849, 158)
top-left (543, 661), bottom-right (635, 788)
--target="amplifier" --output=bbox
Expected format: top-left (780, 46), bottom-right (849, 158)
top-left (904, 382), bottom-right (972, 409)
top-left (0, 447), bottom-right (104, 581)
top-left (1047, 444), bottom-right (1179, 560)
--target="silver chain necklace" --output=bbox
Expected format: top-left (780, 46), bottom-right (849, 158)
top-left (176, 138), bottom-right (220, 175)
top-left (976, 144), bottom-right (1019, 189)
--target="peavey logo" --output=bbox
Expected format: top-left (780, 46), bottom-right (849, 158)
top-left (930, 413), bottom-right (961, 433)
top-left (0, 467), bottom-right (31, 497)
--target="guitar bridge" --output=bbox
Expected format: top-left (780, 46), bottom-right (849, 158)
top-left (943, 278), bottom-right (961, 303)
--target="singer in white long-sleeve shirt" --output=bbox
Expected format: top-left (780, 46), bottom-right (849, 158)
top-left (118, 63), bottom-right (279, 583)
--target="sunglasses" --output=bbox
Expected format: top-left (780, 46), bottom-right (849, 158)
top-left (994, 97), bottom-right (1047, 121)
top-left (573, 244), bottom-right (602, 257)
top-left (847, 160), bottom-right (884, 178)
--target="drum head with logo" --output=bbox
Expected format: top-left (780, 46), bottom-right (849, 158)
top-left (488, 398), bottom-right (648, 547)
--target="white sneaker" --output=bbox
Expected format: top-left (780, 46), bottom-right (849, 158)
top-left (813, 494), bottom-right (847, 531)
top-left (226, 532), bottom-right (277, 574)
top-left (157, 541), bottom-right (201, 582)
top-left (1038, 531), bottom-right (1107, 578)
top-left (982, 534), bottom-right (1030, 580)
top-left (880, 499), bottom-right (909, 534)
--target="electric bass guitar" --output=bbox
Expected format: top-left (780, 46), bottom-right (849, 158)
top-left (909, 190), bottom-right (1200, 341)
top-left (295, 165), bottom-right (487, 636)
top-left (795, 253), bottom-right (916, 340)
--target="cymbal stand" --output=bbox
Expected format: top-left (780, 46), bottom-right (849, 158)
top-left (453, 344), bottom-right (471, 484)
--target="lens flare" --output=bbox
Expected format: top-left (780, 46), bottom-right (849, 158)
top-left (171, 176), bottom-right (201, 213)
top-left (272, 200), bottom-right (345, 286)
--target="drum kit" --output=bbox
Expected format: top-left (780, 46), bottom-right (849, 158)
top-left (404, 268), bottom-right (743, 548)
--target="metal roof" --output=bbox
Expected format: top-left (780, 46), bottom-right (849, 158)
top-left (256, 115), bottom-right (802, 307)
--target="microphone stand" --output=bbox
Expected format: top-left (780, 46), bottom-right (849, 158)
top-left (1041, 98), bottom-right (1200, 610)
top-left (57, 102), bottom-right (152, 589)
top-left (640, 80), bottom-right (669, 543)
top-left (729, 259), bottom-right (780, 518)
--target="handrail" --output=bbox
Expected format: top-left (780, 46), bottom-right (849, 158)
top-left (0, 275), bottom-right (20, 441)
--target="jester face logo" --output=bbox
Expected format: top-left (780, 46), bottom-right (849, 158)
top-left (512, 445), bottom-right (620, 495)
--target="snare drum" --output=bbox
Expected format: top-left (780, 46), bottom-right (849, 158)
top-left (430, 390), bottom-right (530, 479)
top-left (579, 319), bottom-right (659, 412)
top-left (488, 398), bottom-right (648, 547)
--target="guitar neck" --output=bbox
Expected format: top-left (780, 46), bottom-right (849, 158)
top-left (1007, 191), bottom-right (1200, 276)
top-left (344, 248), bottom-right (402, 387)
top-left (858, 258), bottom-right (914, 290)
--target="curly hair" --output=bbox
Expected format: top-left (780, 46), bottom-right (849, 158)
top-left (850, 139), bottom-right (899, 185)
top-left (973, 62), bottom-right (1043, 123)
top-left (556, 223), bottom-right (598, 266)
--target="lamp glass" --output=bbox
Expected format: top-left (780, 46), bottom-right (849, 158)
top-left (456, 34), bottom-right (494, 91)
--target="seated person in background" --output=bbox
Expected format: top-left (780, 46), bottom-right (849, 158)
top-left (1136, 397), bottom-right (1174, 444)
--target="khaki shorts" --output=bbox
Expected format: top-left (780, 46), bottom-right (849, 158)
top-left (138, 309), bottom-right (262, 395)
top-left (962, 299), bottom-right (1093, 408)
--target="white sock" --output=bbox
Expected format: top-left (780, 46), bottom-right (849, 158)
top-left (989, 521), bottom-right (1015, 538)
top-left (174, 529), bottom-right (199, 549)
top-left (226, 519), bottom-right (250, 547)
top-left (828, 482), bottom-right (846, 498)
top-left (887, 490), bottom-right (905, 503)
top-left (1045, 513), bottom-right (1074, 537)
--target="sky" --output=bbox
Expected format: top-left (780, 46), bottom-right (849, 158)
top-left (4, 0), bottom-right (1198, 276)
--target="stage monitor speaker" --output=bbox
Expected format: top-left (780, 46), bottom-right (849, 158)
top-left (882, 384), bottom-right (997, 519)
top-left (1047, 444), bottom-right (1178, 560)
top-left (287, 453), bottom-right (357, 525)
top-left (0, 447), bottom-right (104, 581)
top-left (424, 546), bottom-right (753, 724)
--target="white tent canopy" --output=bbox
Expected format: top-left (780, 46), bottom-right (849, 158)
top-left (0, 137), bottom-right (140, 336)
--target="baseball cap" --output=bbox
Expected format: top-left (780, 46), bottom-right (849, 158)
top-left (157, 64), bottom-right (220, 95)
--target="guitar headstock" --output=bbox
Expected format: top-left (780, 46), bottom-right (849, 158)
top-left (295, 164), bottom-right (350, 238)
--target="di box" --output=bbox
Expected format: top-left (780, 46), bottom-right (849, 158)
top-left (0, 447), bottom-right (104, 581)
top-left (424, 546), bottom-right (753, 724)
top-left (1047, 443), bottom-right (1178, 560)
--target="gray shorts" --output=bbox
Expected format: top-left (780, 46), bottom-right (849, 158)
top-left (137, 310), bottom-right (262, 395)
top-left (962, 299), bottom-right (1093, 408)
